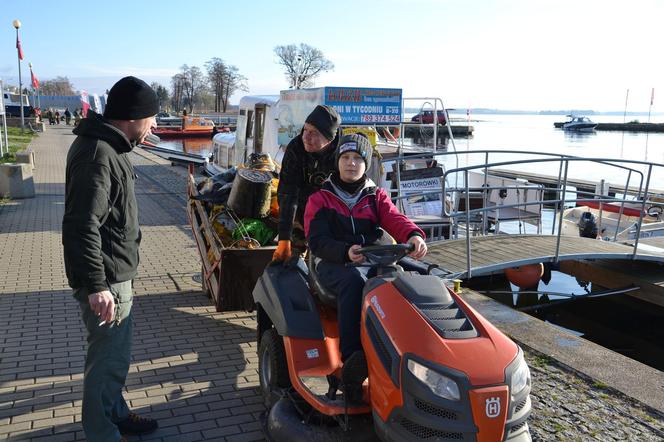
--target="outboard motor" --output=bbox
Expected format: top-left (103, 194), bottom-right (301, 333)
top-left (578, 211), bottom-right (598, 238)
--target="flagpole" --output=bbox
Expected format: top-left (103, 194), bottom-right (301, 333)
top-left (12, 19), bottom-right (24, 131)
top-left (620, 88), bottom-right (628, 156)
top-left (645, 88), bottom-right (654, 160)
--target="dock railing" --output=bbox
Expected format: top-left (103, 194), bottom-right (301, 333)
top-left (439, 153), bottom-right (663, 278)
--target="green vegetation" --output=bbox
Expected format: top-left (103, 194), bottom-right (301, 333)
top-left (0, 127), bottom-right (36, 164)
top-left (592, 380), bottom-right (609, 390)
top-left (529, 354), bottom-right (555, 368)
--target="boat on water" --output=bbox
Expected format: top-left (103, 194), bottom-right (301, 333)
top-left (561, 202), bottom-right (664, 241)
top-left (152, 115), bottom-right (215, 137)
top-left (555, 115), bottom-right (598, 131)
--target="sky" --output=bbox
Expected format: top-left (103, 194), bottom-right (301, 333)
top-left (1, 0), bottom-right (662, 112)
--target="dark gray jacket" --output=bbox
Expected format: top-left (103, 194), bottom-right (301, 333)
top-left (276, 128), bottom-right (341, 240)
top-left (62, 111), bottom-right (141, 295)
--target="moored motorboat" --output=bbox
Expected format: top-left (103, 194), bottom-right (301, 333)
top-left (561, 205), bottom-right (664, 241)
top-left (153, 115), bottom-right (215, 137)
top-left (556, 115), bottom-right (598, 131)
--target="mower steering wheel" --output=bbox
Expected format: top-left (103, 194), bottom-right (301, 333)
top-left (355, 243), bottom-right (415, 266)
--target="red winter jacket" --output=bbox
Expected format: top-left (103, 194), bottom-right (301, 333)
top-left (304, 178), bottom-right (425, 264)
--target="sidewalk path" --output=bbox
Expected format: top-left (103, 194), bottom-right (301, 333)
top-left (0, 126), bottom-right (662, 441)
top-left (1, 126), bottom-right (263, 441)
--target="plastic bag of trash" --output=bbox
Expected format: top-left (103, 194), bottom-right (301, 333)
top-left (232, 218), bottom-right (277, 246)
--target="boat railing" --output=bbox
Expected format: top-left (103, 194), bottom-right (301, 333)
top-left (438, 154), bottom-right (664, 278)
top-left (381, 148), bottom-right (649, 232)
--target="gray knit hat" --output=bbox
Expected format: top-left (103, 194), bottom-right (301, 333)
top-left (336, 133), bottom-right (372, 170)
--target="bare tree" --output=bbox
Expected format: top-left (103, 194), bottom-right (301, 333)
top-left (274, 43), bottom-right (334, 89)
top-left (206, 58), bottom-right (227, 113)
top-left (181, 65), bottom-right (205, 113)
top-left (221, 65), bottom-right (247, 112)
top-left (150, 82), bottom-right (169, 110)
top-left (39, 76), bottom-right (76, 95)
top-left (170, 73), bottom-right (186, 112)
top-left (206, 58), bottom-right (248, 112)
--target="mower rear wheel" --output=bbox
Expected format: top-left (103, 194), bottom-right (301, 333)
top-left (259, 328), bottom-right (291, 408)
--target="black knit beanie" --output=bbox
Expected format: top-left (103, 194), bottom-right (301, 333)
top-left (103, 76), bottom-right (159, 120)
top-left (336, 133), bottom-right (372, 170)
top-left (304, 105), bottom-right (341, 141)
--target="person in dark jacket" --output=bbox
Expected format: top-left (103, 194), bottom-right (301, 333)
top-left (62, 76), bottom-right (159, 442)
top-left (304, 133), bottom-right (427, 403)
top-left (272, 105), bottom-right (342, 262)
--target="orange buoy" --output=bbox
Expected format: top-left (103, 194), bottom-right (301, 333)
top-left (504, 264), bottom-right (544, 289)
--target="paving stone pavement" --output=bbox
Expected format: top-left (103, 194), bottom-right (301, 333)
top-left (0, 125), bottom-right (662, 441)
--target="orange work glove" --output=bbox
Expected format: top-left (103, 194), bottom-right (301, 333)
top-left (272, 239), bottom-right (292, 263)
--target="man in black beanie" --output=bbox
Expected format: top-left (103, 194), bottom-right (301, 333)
top-left (273, 105), bottom-right (342, 262)
top-left (63, 76), bottom-right (159, 441)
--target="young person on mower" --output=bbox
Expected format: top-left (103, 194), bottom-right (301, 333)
top-left (304, 133), bottom-right (427, 403)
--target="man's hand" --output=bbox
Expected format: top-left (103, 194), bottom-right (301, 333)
top-left (407, 236), bottom-right (427, 260)
top-left (272, 239), bottom-right (292, 263)
top-left (88, 290), bottom-right (115, 324)
top-left (348, 244), bottom-right (365, 263)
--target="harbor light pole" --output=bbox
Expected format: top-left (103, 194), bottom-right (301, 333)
top-left (12, 19), bottom-right (24, 130)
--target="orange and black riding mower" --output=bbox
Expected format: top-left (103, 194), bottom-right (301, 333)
top-left (252, 244), bottom-right (532, 441)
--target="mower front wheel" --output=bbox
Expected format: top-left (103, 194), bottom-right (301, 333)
top-left (259, 328), bottom-right (291, 408)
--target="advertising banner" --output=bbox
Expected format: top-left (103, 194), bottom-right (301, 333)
top-left (399, 176), bottom-right (444, 217)
top-left (325, 87), bottom-right (402, 125)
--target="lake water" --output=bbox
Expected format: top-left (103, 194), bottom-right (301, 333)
top-left (158, 113), bottom-right (664, 189)
top-left (426, 113), bottom-right (664, 192)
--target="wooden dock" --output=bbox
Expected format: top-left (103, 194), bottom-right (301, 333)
top-left (426, 234), bottom-right (664, 278)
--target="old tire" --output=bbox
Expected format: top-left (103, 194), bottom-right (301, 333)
top-left (259, 328), bottom-right (291, 408)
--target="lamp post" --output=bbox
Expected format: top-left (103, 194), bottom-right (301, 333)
top-left (12, 19), bottom-right (24, 130)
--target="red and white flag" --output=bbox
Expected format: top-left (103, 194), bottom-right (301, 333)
top-left (16, 35), bottom-right (24, 60)
top-left (30, 66), bottom-right (39, 89)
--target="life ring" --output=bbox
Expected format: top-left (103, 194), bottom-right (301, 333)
top-left (504, 264), bottom-right (543, 289)
top-left (383, 127), bottom-right (398, 142)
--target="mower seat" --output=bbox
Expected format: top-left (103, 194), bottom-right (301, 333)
top-left (307, 254), bottom-right (338, 307)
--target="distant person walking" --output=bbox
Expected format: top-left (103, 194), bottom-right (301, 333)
top-left (64, 107), bottom-right (72, 125)
top-left (63, 76), bottom-right (160, 442)
top-left (47, 108), bottom-right (54, 125)
top-left (54, 110), bottom-right (61, 125)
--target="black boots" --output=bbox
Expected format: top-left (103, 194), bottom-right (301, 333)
top-left (341, 350), bottom-right (368, 405)
top-left (116, 413), bottom-right (158, 435)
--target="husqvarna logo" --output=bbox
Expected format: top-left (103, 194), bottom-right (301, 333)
top-left (370, 296), bottom-right (385, 319)
top-left (485, 397), bottom-right (501, 418)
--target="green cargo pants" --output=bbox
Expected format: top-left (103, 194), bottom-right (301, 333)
top-left (76, 280), bottom-right (133, 442)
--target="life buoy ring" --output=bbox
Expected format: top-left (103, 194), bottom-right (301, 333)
top-left (504, 264), bottom-right (543, 289)
top-left (383, 127), bottom-right (398, 142)
top-left (391, 126), bottom-right (400, 139)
